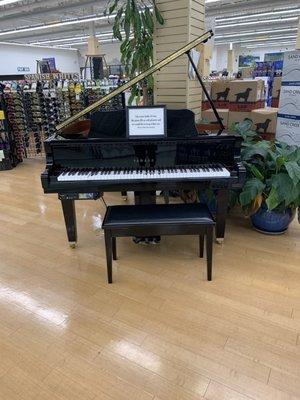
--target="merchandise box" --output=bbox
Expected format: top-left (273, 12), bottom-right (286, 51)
top-left (251, 108), bottom-right (278, 141)
top-left (202, 109), bottom-right (229, 128)
top-left (271, 77), bottom-right (282, 108)
top-left (276, 50), bottom-right (300, 147)
top-left (228, 111), bottom-right (252, 132)
top-left (278, 85), bottom-right (300, 117)
top-left (211, 80), bottom-right (231, 108)
top-left (229, 80), bottom-right (265, 111)
top-left (276, 115), bottom-right (300, 147)
top-left (202, 81), bottom-right (212, 111)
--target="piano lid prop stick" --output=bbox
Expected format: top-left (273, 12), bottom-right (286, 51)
top-left (186, 50), bottom-right (225, 135)
top-left (56, 30), bottom-right (214, 133)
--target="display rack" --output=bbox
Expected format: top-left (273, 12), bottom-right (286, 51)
top-left (0, 78), bottom-right (124, 168)
top-left (252, 61), bottom-right (283, 106)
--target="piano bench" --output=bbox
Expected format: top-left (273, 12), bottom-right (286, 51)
top-left (102, 203), bottom-right (215, 284)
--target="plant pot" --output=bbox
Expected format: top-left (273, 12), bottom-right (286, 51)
top-left (250, 204), bottom-right (295, 234)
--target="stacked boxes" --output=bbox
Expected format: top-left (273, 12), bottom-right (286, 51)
top-left (271, 77), bottom-right (282, 108)
top-left (228, 112), bottom-right (252, 130)
top-left (228, 79), bottom-right (264, 131)
top-left (228, 80), bottom-right (265, 111)
top-left (211, 80), bottom-right (231, 108)
top-left (251, 108), bottom-right (278, 141)
top-left (202, 109), bottom-right (229, 130)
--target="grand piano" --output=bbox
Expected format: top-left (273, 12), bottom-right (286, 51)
top-left (41, 30), bottom-right (245, 247)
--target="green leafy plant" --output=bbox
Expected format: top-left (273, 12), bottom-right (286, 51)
top-left (235, 122), bottom-right (300, 222)
top-left (105, 0), bottom-right (164, 104)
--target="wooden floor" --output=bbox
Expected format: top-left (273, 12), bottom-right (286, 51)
top-left (0, 159), bottom-right (300, 400)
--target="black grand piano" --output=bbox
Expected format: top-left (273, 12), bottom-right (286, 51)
top-left (41, 30), bottom-right (245, 247)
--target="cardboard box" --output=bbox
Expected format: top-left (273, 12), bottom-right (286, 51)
top-left (251, 108), bottom-right (278, 140)
top-left (228, 111), bottom-right (252, 132)
top-left (229, 80), bottom-right (265, 111)
top-left (202, 81), bottom-right (212, 110)
top-left (211, 80), bottom-right (231, 108)
top-left (202, 109), bottom-right (229, 128)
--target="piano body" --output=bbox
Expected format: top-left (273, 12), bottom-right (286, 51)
top-left (41, 30), bottom-right (245, 246)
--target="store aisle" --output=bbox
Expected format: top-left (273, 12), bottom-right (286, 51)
top-left (0, 160), bottom-right (300, 400)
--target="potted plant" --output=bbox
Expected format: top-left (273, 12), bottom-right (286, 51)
top-left (237, 125), bottom-right (300, 234)
top-left (105, 0), bottom-right (164, 104)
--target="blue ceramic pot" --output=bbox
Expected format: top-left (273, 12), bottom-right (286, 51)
top-left (250, 203), bottom-right (295, 234)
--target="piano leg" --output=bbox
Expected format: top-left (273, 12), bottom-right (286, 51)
top-left (215, 188), bottom-right (229, 243)
top-left (61, 199), bottom-right (77, 248)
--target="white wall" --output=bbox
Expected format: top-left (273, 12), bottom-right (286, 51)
top-left (211, 44), bottom-right (295, 73)
top-left (78, 42), bottom-right (121, 68)
top-left (0, 42), bottom-right (80, 75)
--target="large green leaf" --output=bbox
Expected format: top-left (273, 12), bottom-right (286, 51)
top-left (154, 4), bottom-right (164, 25)
top-left (109, 0), bottom-right (118, 14)
top-left (239, 178), bottom-right (265, 207)
top-left (249, 164), bottom-right (264, 181)
top-left (285, 161), bottom-right (300, 186)
top-left (241, 141), bottom-right (271, 161)
top-left (266, 186), bottom-right (279, 210)
top-left (269, 173), bottom-right (299, 208)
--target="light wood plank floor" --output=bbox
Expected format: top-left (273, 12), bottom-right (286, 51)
top-left (0, 158), bottom-right (300, 400)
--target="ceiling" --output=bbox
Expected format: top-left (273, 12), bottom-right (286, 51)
top-left (0, 0), bottom-right (299, 50)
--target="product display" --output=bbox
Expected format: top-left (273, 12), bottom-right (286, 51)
top-left (211, 80), bottom-right (231, 108)
top-left (228, 79), bottom-right (265, 111)
top-left (251, 107), bottom-right (278, 140)
top-left (0, 78), bottom-right (123, 167)
top-left (202, 108), bottom-right (229, 128)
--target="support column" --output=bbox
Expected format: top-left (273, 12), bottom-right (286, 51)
top-left (153, 0), bottom-right (205, 121)
top-left (227, 48), bottom-right (234, 76)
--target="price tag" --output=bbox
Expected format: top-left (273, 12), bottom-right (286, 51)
top-left (0, 110), bottom-right (5, 120)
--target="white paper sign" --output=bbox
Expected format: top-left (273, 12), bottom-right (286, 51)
top-left (127, 107), bottom-right (166, 137)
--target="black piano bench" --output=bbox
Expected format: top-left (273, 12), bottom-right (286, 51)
top-left (102, 203), bottom-right (215, 284)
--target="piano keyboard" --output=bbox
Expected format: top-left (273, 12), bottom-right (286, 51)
top-left (57, 165), bottom-right (230, 182)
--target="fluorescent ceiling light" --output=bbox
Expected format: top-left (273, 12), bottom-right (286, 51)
top-left (216, 16), bottom-right (298, 29)
top-left (30, 31), bottom-right (117, 45)
top-left (245, 42), bottom-right (296, 49)
top-left (0, 13), bottom-right (112, 37)
top-left (56, 38), bottom-right (118, 47)
top-left (216, 8), bottom-right (300, 22)
top-left (216, 27), bottom-right (297, 39)
top-left (216, 35), bottom-right (297, 45)
top-left (0, 0), bottom-right (20, 5)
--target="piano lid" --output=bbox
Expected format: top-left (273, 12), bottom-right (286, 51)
top-left (56, 30), bottom-right (214, 133)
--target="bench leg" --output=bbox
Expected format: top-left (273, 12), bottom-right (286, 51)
top-left (112, 237), bottom-right (117, 260)
top-left (104, 230), bottom-right (113, 284)
top-left (199, 234), bottom-right (204, 258)
top-left (206, 227), bottom-right (213, 281)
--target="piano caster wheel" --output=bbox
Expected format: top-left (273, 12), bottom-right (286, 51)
top-left (216, 238), bottom-right (224, 244)
top-left (123, 196), bottom-right (128, 201)
top-left (69, 242), bottom-right (77, 248)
